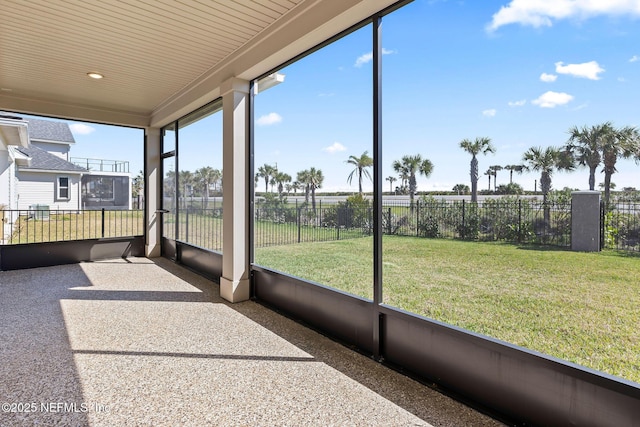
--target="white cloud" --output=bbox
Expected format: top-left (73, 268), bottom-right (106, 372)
top-left (69, 123), bottom-right (95, 135)
top-left (354, 48), bottom-right (396, 67)
top-left (618, 77), bottom-right (627, 82)
top-left (540, 72), bottom-right (557, 82)
top-left (256, 112), bottom-right (282, 126)
top-left (323, 142), bottom-right (347, 154)
top-left (555, 61), bottom-right (605, 80)
top-left (532, 91), bottom-right (574, 108)
top-left (508, 99), bottom-right (527, 107)
top-left (486, 0), bottom-right (640, 32)
top-left (482, 109), bottom-right (497, 117)
top-left (630, 55), bottom-right (639, 62)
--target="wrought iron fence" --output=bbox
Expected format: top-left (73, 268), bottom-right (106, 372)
top-left (385, 198), bottom-right (572, 247)
top-left (602, 201), bottom-right (640, 252)
top-left (254, 205), bottom-right (372, 247)
top-left (5, 198), bottom-right (637, 252)
top-left (163, 208), bottom-right (223, 252)
top-left (253, 197), bottom-right (573, 248)
top-left (0, 209), bottom-right (144, 245)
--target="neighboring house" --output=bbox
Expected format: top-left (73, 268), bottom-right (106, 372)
top-left (0, 114), bottom-right (131, 215)
top-left (0, 114), bottom-right (30, 240)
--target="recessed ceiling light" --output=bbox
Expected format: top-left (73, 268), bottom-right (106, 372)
top-left (87, 72), bottom-right (104, 79)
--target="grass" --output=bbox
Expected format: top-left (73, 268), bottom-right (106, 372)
top-left (255, 236), bottom-right (640, 383)
top-left (8, 211), bottom-right (144, 244)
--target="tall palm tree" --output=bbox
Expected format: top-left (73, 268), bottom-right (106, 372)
top-left (459, 137), bottom-right (495, 202)
top-left (601, 125), bottom-right (640, 207)
top-left (296, 170), bottom-right (311, 204)
top-left (386, 176), bottom-right (397, 194)
top-left (256, 164), bottom-right (276, 194)
top-left (194, 167), bottom-right (215, 209)
top-left (346, 151), bottom-right (373, 194)
top-left (392, 154), bottom-right (434, 208)
top-left (489, 165), bottom-right (503, 191)
top-left (307, 167), bottom-right (324, 210)
top-left (504, 164), bottom-right (525, 184)
top-left (484, 169), bottom-right (492, 191)
top-left (565, 122), bottom-right (612, 191)
top-left (522, 146), bottom-right (574, 223)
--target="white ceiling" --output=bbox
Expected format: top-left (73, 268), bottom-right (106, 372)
top-left (0, 0), bottom-right (399, 128)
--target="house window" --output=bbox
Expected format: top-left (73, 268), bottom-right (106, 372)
top-left (57, 177), bottom-right (70, 199)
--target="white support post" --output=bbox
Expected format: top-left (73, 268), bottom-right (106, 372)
top-left (220, 78), bottom-right (251, 302)
top-left (145, 127), bottom-right (162, 257)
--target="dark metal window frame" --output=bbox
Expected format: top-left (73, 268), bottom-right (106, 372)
top-left (159, 99), bottom-right (223, 277)
top-left (248, 1), bottom-right (640, 425)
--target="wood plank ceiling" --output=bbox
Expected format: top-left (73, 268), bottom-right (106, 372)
top-left (0, 0), bottom-right (302, 123)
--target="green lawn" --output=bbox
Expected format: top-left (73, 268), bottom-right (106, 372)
top-left (255, 236), bottom-right (640, 383)
top-left (8, 211), bottom-right (144, 244)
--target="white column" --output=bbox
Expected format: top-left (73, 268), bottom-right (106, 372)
top-left (145, 127), bottom-right (162, 257)
top-left (220, 78), bottom-right (250, 303)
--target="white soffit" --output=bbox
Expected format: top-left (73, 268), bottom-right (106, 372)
top-left (0, 0), bottom-right (400, 127)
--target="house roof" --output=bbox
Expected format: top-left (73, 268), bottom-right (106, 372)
top-left (24, 117), bottom-right (76, 144)
top-left (16, 145), bottom-right (87, 173)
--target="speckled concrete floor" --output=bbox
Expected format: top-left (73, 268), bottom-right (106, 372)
top-left (0, 258), bottom-right (504, 426)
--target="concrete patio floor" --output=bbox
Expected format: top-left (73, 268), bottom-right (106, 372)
top-left (0, 257), bottom-right (504, 426)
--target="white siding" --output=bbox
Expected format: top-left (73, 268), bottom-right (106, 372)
top-left (31, 141), bottom-right (70, 160)
top-left (16, 171), bottom-right (81, 211)
top-left (0, 150), bottom-right (11, 208)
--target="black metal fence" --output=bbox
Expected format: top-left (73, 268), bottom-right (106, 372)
top-left (1, 209), bottom-right (144, 245)
top-left (254, 197), bottom-right (573, 248)
top-left (254, 205), bottom-right (372, 247)
top-left (387, 198), bottom-right (572, 246)
top-left (4, 198), bottom-right (638, 252)
top-left (602, 201), bottom-right (640, 252)
top-left (163, 208), bottom-right (223, 251)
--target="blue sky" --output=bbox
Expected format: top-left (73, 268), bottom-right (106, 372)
top-left (254, 0), bottom-right (640, 193)
top-left (35, 0), bottom-right (640, 193)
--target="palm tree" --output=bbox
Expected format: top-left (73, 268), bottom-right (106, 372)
top-left (484, 169), bottom-right (492, 191)
top-left (132, 170), bottom-right (144, 209)
top-left (459, 137), bottom-right (495, 203)
top-left (346, 151), bottom-right (373, 194)
top-left (178, 170), bottom-right (194, 209)
top-left (452, 184), bottom-right (469, 195)
top-left (256, 164), bottom-right (276, 194)
top-left (601, 125), bottom-right (640, 207)
top-left (489, 165), bottom-right (503, 191)
top-left (386, 176), bottom-right (397, 194)
top-left (565, 122), bottom-right (612, 191)
top-left (522, 146), bottom-right (574, 223)
top-left (164, 170), bottom-right (176, 210)
top-left (297, 167), bottom-right (324, 210)
top-left (296, 170), bottom-right (311, 204)
top-left (392, 154), bottom-right (434, 209)
top-left (194, 166), bottom-right (219, 210)
top-left (392, 160), bottom-right (409, 194)
top-left (307, 167), bottom-right (324, 210)
top-left (273, 171), bottom-right (292, 198)
top-left (504, 164), bottom-right (525, 184)
top-left (291, 181), bottom-right (302, 195)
